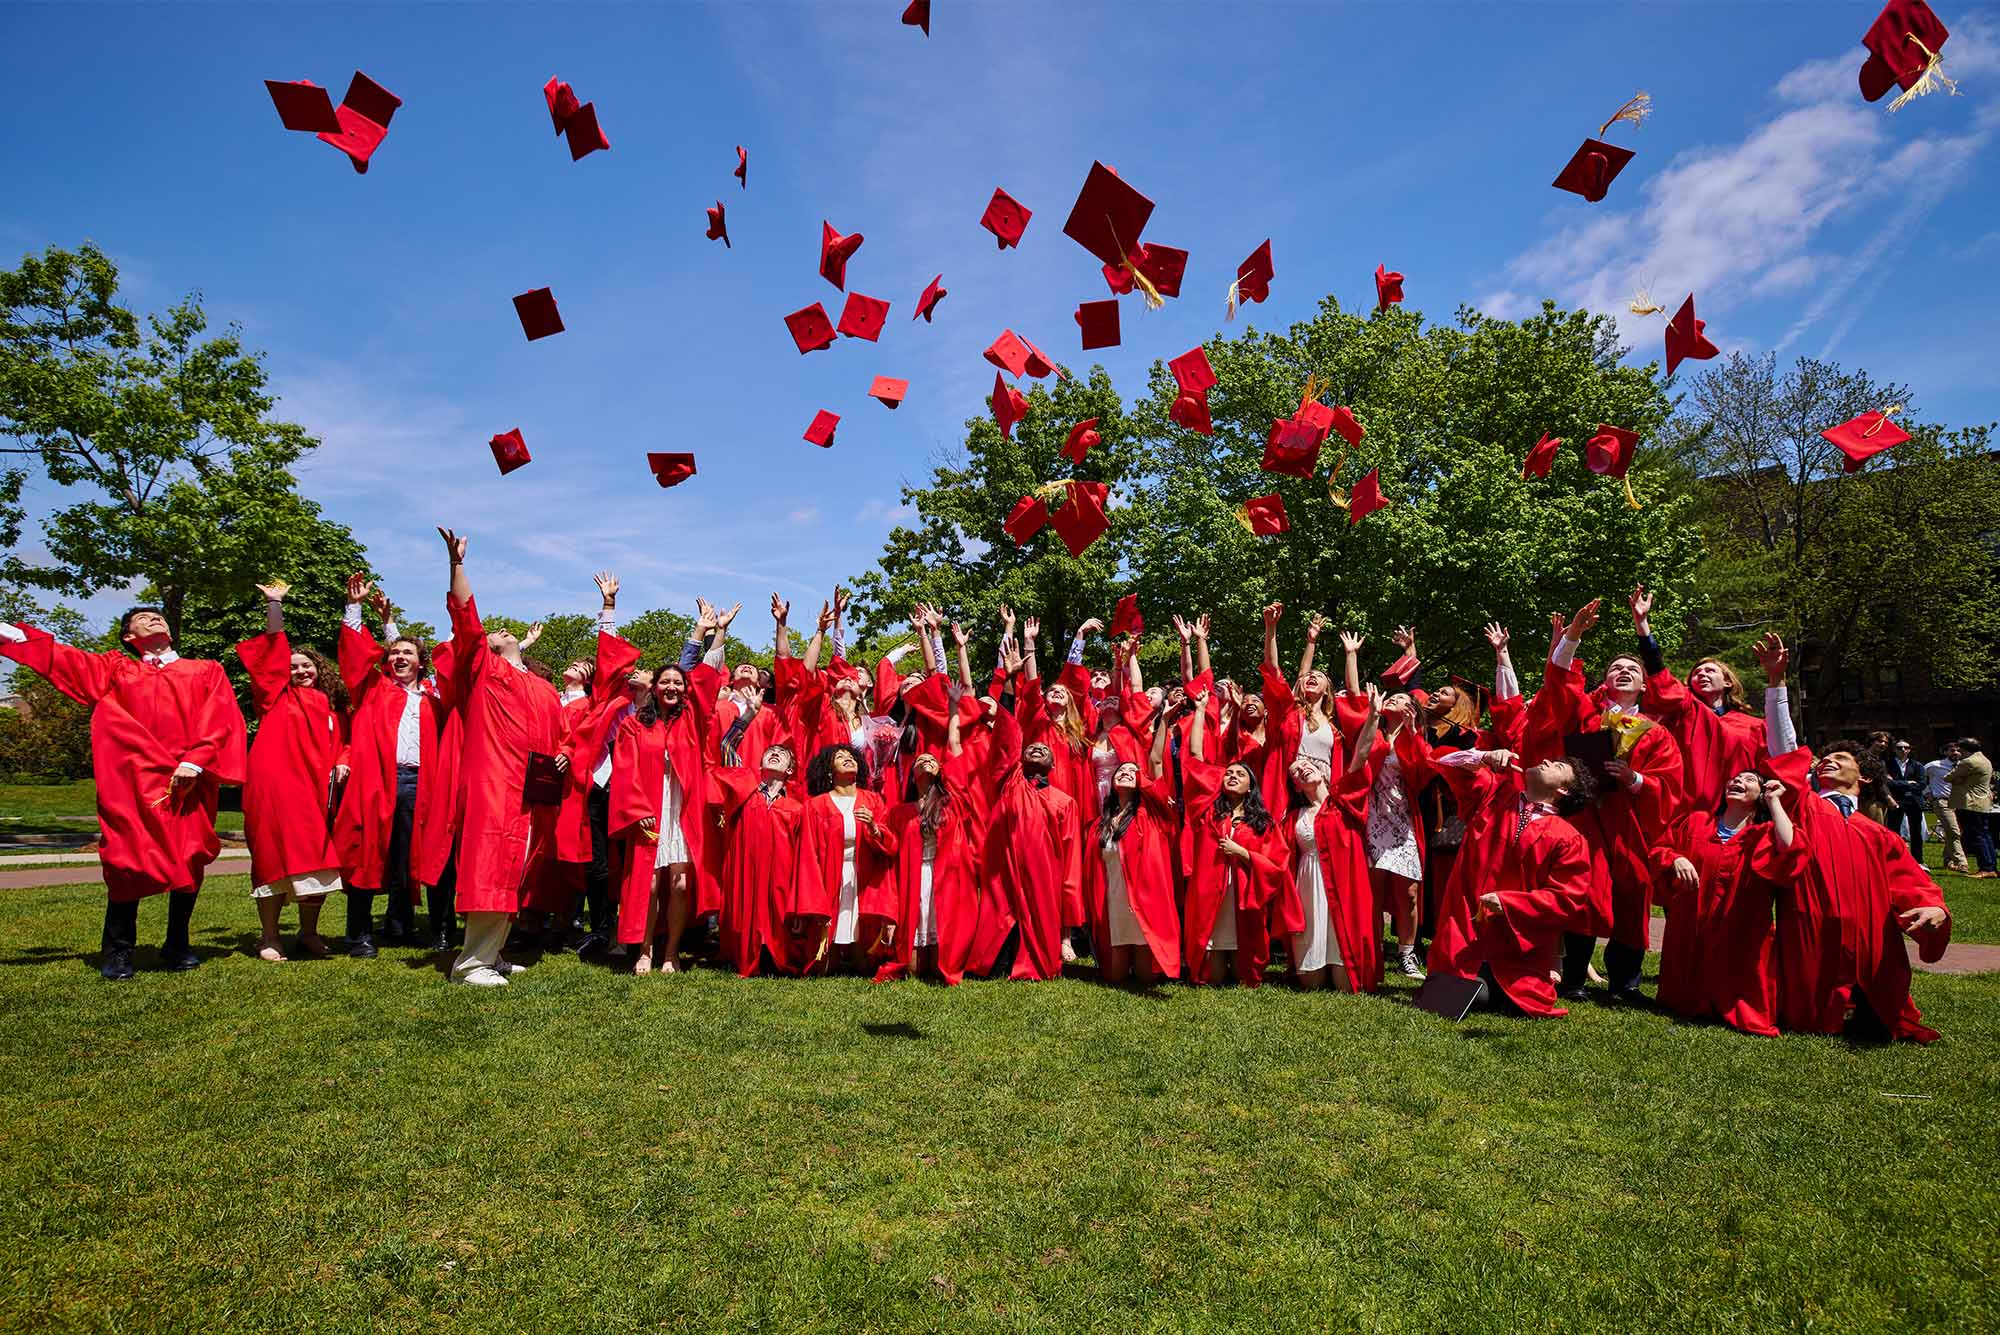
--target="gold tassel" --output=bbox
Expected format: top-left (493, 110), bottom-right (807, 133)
top-left (1107, 217), bottom-right (1163, 310)
top-left (1598, 91), bottom-right (1652, 137)
top-left (1628, 289), bottom-right (1666, 317)
top-left (1888, 35), bottom-right (1959, 112)
top-left (1622, 474), bottom-right (1641, 510)
top-left (1225, 280), bottom-right (1241, 321)
top-left (1230, 503), bottom-right (1255, 534)
top-left (1326, 445), bottom-right (1351, 487)
top-left (1327, 484), bottom-right (1350, 511)
top-left (1862, 403), bottom-right (1906, 437)
top-left (1032, 479), bottom-right (1070, 506)
top-left (1301, 371), bottom-right (1323, 405)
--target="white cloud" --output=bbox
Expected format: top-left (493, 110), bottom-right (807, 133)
top-left (787, 506), bottom-right (820, 526)
top-left (856, 497), bottom-right (915, 526)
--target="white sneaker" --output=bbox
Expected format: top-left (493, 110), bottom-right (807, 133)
top-left (455, 966), bottom-right (509, 987)
top-left (491, 959), bottom-right (530, 977)
top-left (1397, 950), bottom-right (1426, 980)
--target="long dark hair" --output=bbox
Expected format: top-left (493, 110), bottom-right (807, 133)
top-left (903, 756), bottom-right (950, 834)
top-left (1714, 769), bottom-right (1771, 826)
top-left (1211, 764), bottom-right (1272, 835)
top-left (1099, 787), bottom-right (1142, 847)
top-left (805, 742), bottom-right (870, 797)
top-left (635, 660), bottom-right (688, 727)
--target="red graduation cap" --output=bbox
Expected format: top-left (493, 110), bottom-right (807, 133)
top-left (990, 372), bottom-right (1029, 438)
top-left (838, 292), bottom-right (891, 341)
top-left (1051, 480), bottom-right (1110, 557)
top-left (784, 303), bottom-right (836, 354)
top-left (1102, 244), bottom-right (1187, 299)
top-left (1346, 468), bottom-right (1388, 524)
top-left (1002, 494), bottom-right (1049, 545)
top-left (804, 410), bottom-right (840, 449)
top-left (1261, 424), bottom-right (1319, 479)
top-left (317, 72), bottom-right (401, 174)
top-left (820, 221), bottom-right (865, 290)
top-left (1063, 418), bottom-right (1101, 464)
top-left (1242, 493), bottom-right (1289, 536)
top-left (1860, 0), bottom-right (1956, 106)
top-left (734, 144), bottom-right (748, 188)
top-left (1585, 424), bottom-right (1638, 478)
top-left (902, 0), bottom-right (931, 36)
top-left (981, 188), bottom-right (1032, 249)
top-left (1449, 673), bottom-right (1494, 719)
top-left (706, 200), bottom-right (730, 248)
top-left (1229, 240), bottom-right (1274, 317)
top-left (265, 79), bottom-right (342, 134)
top-left (1110, 593), bottom-right (1144, 636)
top-left (1522, 431), bottom-right (1562, 479)
top-left (544, 77), bottom-right (580, 133)
top-left (1663, 294), bottom-right (1719, 377)
top-left (869, 376), bottom-right (909, 409)
top-left (512, 287), bottom-right (564, 340)
top-left (1328, 406), bottom-right (1365, 448)
top-left (563, 102), bottom-right (610, 161)
top-left (1552, 138), bottom-right (1637, 203)
top-left (647, 452), bottom-right (697, 488)
top-left (1374, 264), bottom-right (1404, 311)
top-left (912, 274), bottom-right (947, 323)
top-left (1073, 299), bottom-right (1121, 351)
top-left (1063, 162), bottom-right (1155, 269)
top-left (1169, 346), bottom-right (1216, 436)
top-left (1382, 651), bottom-right (1421, 688)
top-left (985, 330), bottom-right (1032, 377)
top-left (490, 428), bottom-right (531, 475)
top-left (1821, 407), bottom-right (1910, 471)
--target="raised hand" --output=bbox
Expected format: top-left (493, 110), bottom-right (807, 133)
top-left (437, 527), bottom-right (468, 563)
top-left (519, 621), bottom-right (545, 651)
top-left (1364, 682), bottom-right (1383, 717)
top-left (816, 601), bottom-right (835, 633)
top-left (770, 592), bottom-right (790, 624)
top-left (883, 640), bottom-right (916, 665)
top-left (367, 587), bottom-right (392, 620)
top-left (695, 598), bottom-right (719, 635)
top-left (1483, 621), bottom-right (1510, 652)
top-left (1076, 617), bottom-right (1104, 637)
top-left (1760, 779), bottom-right (1787, 806)
top-left (998, 604), bottom-right (1016, 635)
top-left (950, 620), bottom-right (969, 647)
top-left (1022, 615), bottom-right (1040, 643)
top-left (594, 571), bottom-right (620, 606)
top-left (1752, 632), bottom-right (1788, 683)
top-left (832, 586), bottom-right (851, 618)
top-left (1306, 612), bottom-right (1327, 642)
top-left (716, 601), bottom-right (743, 632)
top-left (1194, 614), bottom-right (1211, 641)
top-left (1171, 615), bottom-right (1193, 645)
top-left (1566, 598), bottom-right (1603, 640)
top-left (1628, 584), bottom-right (1652, 625)
top-left (1262, 601), bottom-right (1284, 629)
top-left (1391, 624), bottom-right (1414, 651)
top-left (255, 581), bottom-right (290, 602)
top-left (1338, 630), bottom-right (1365, 654)
top-left (346, 572), bottom-right (370, 603)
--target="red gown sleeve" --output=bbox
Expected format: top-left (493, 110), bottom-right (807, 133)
top-left (0, 626), bottom-right (123, 704)
top-left (234, 631), bottom-right (295, 717)
top-left (178, 659), bottom-right (249, 782)
top-left (338, 623), bottom-right (386, 702)
top-left (1494, 825), bottom-right (1594, 946)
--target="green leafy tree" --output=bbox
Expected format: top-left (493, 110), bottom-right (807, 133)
top-left (0, 672), bottom-right (93, 780)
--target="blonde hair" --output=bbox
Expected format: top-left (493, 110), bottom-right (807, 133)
top-left (1690, 657), bottom-right (1752, 714)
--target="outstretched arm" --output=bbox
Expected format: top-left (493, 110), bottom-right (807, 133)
top-left (258, 581), bottom-right (289, 634)
top-left (803, 600), bottom-right (832, 674)
top-left (1753, 632), bottom-right (1797, 758)
top-left (770, 594), bottom-right (791, 661)
top-left (1336, 630), bottom-right (1362, 698)
top-left (1348, 685), bottom-right (1382, 775)
top-left (441, 527), bottom-right (471, 606)
top-left (1261, 602), bottom-right (1284, 673)
top-left (1486, 622), bottom-right (1518, 701)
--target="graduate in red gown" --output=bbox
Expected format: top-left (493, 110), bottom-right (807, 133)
top-left (1083, 694), bottom-right (1184, 984)
top-left (708, 741), bottom-right (803, 977)
top-left (1181, 686), bottom-right (1289, 986)
top-left (877, 682), bottom-right (987, 984)
top-left (1752, 634), bottom-right (1951, 1041)
top-left (1425, 741), bottom-right (1599, 1018)
top-left (436, 526), bottom-right (567, 987)
top-left (1278, 692), bottom-right (1382, 993)
top-left (1654, 770), bottom-right (1802, 1037)
top-left (1630, 585), bottom-right (1765, 814)
top-left (236, 580), bottom-right (345, 962)
top-left (545, 572), bottom-right (641, 950)
top-left (794, 742), bottom-right (898, 973)
top-left (2, 606), bottom-right (247, 979)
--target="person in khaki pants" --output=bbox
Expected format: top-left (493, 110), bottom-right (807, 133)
top-left (1947, 739), bottom-right (1996, 878)
top-left (1926, 743), bottom-right (1965, 871)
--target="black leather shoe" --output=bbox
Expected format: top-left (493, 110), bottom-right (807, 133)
top-left (574, 932), bottom-right (607, 960)
top-left (1558, 985), bottom-right (1589, 1002)
top-left (427, 931), bottom-right (453, 952)
top-left (348, 936), bottom-right (378, 959)
top-left (159, 947), bottom-right (202, 972)
top-left (100, 948), bottom-right (136, 981)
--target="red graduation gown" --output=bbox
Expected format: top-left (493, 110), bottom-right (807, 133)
top-left (416, 641), bottom-right (465, 889)
top-left (333, 624), bottom-right (449, 897)
top-left (2, 626), bottom-right (245, 901)
top-left (1179, 753), bottom-right (1287, 986)
top-left (708, 765), bottom-right (803, 977)
top-left (444, 595), bottom-right (566, 916)
top-left (792, 787), bottom-right (898, 970)
top-left (1081, 770), bottom-right (1184, 980)
top-left (554, 634), bottom-right (644, 866)
top-left (235, 631), bottom-right (342, 887)
top-left (606, 665), bottom-right (725, 943)
top-left (973, 710), bottom-right (1082, 981)
top-left (1278, 758), bottom-right (1380, 993)
top-left (875, 750), bottom-right (984, 985)
top-left (1644, 669), bottom-right (1766, 817)
top-left (1654, 811), bottom-right (1800, 1037)
top-left (1017, 673), bottom-right (1100, 916)
top-left (1766, 748), bottom-right (1952, 1042)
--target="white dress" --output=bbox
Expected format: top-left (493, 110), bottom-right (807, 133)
top-left (1208, 825), bottom-right (1239, 952)
top-left (1091, 742), bottom-right (1120, 806)
top-left (1365, 749), bottom-right (1423, 880)
top-left (831, 793), bottom-right (860, 945)
top-left (1290, 805), bottom-right (1337, 971)
top-left (653, 761), bottom-right (690, 867)
top-left (1297, 717), bottom-right (1336, 776)
top-left (1100, 840), bottom-right (1148, 948)
top-left (913, 828), bottom-right (939, 948)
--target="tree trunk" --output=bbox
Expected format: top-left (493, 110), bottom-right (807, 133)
top-left (162, 585), bottom-right (184, 645)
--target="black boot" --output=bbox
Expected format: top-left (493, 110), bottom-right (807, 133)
top-left (101, 900), bottom-right (138, 981)
top-left (345, 890), bottom-right (377, 958)
top-left (426, 880), bottom-right (456, 951)
top-left (1557, 932), bottom-right (1593, 1001)
top-left (159, 890), bottom-right (201, 971)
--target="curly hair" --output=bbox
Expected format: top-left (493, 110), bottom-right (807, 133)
top-left (1555, 759), bottom-right (1600, 817)
top-left (295, 645), bottom-right (347, 713)
top-left (385, 635), bottom-right (432, 679)
top-left (805, 742), bottom-right (871, 796)
top-left (1823, 738), bottom-right (1893, 809)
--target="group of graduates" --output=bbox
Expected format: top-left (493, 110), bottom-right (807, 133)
top-left (0, 528), bottom-right (1955, 1041)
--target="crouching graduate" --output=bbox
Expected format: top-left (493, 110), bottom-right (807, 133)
top-left (1, 607), bottom-right (246, 979)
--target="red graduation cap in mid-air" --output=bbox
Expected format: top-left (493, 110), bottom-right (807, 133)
top-left (981, 188), bottom-right (1032, 248)
top-left (1663, 294), bottom-right (1719, 377)
top-left (1328, 406), bottom-right (1365, 448)
top-left (1063, 161), bottom-right (1155, 270)
top-left (490, 429), bottom-right (532, 475)
top-left (784, 304), bottom-right (836, 354)
top-left (1242, 493), bottom-right (1289, 536)
top-left (1375, 264), bottom-right (1404, 311)
top-left (1110, 593), bottom-right (1144, 636)
top-left (1522, 431), bottom-right (1562, 478)
top-left (1051, 480), bottom-right (1110, 557)
top-left (913, 274), bottom-right (947, 323)
top-left (1075, 299), bottom-right (1121, 350)
top-left (1169, 346), bottom-right (1216, 436)
top-left (734, 145), bottom-right (748, 188)
top-left (1229, 240), bottom-right (1274, 317)
top-left (705, 200), bottom-right (730, 248)
top-left (1552, 138), bottom-right (1637, 203)
top-left (1102, 244), bottom-right (1187, 300)
top-left (869, 376), bottom-right (909, 409)
top-left (902, 0), bottom-right (931, 36)
top-left (265, 79), bottom-right (342, 133)
top-left (804, 410), bottom-right (840, 449)
top-left (1346, 468), bottom-right (1388, 524)
top-left (820, 221), bottom-right (865, 290)
top-left (1821, 408), bottom-right (1911, 471)
top-left (985, 330), bottom-right (1032, 377)
top-left (316, 72), bottom-right (402, 174)
top-left (647, 452), bottom-right (696, 488)
top-left (990, 372), bottom-right (1029, 438)
top-left (512, 288), bottom-right (564, 340)
top-left (1586, 423), bottom-right (1643, 507)
top-left (1860, 0), bottom-right (1956, 107)
top-left (1063, 418), bottom-right (1101, 464)
top-left (1261, 423), bottom-right (1319, 479)
top-left (1002, 495), bottom-right (1048, 545)
top-left (544, 80), bottom-right (609, 161)
top-left (838, 293), bottom-right (891, 341)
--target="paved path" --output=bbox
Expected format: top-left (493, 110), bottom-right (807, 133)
top-left (1643, 918), bottom-right (1997, 977)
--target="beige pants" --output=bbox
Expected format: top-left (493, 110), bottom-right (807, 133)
top-left (1932, 800), bottom-right (1964, 871)
top-left (452, 911), bottom-right (512, 980)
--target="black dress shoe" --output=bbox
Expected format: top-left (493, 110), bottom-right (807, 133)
top-left (348, 936), bottom-right (378, 959)
top-left (428, 932), bottom-right (453, 953)
top-left (574, 932), bottom-right (607, 960)
top-left (1557, 985), bottom-right (1590, 1002)
top-left (159, 947), bottom-right (202, 972)
top-left (100, 949), bottom-right (136, 981)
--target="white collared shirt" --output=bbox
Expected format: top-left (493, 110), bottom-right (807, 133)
top-left (395, 682), bottom-right (425, 767)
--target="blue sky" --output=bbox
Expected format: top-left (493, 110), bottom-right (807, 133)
top-left (4, 1), bottom-right (1996, 649)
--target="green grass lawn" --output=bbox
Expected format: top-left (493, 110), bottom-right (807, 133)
top-left (0, 779), bottom-right (243, 835)
top-left (0, 877), bottom-right (1995, 1333)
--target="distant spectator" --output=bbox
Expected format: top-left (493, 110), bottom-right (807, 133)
top-left (1925, 743), bottom-right (1965, 873)
top-left (1946, 738), bottom-right (1995, 878)
top-left (1862, 732), bottom-right (1895, 826)
top-left (1883, 738), bottom-right (1927, 862)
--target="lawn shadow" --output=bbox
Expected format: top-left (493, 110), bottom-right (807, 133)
top-left (0, 947), bottom-right (97, 967)
top-left (860, 1021), bottom-right (924, 1040)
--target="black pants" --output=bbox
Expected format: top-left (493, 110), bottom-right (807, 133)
top-left (1562, 933), bottom-right (1645, 994)
top-left (427, 857), bottom-right (457, 941)
top-left (584, 782), bottom-right (615, 935)
top-left (1886, 801), bottom-right (1925, 862)
top-left (381, 764), bottom-right (421, 938)
top-left (102, 891), bottom-right (197, 955)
